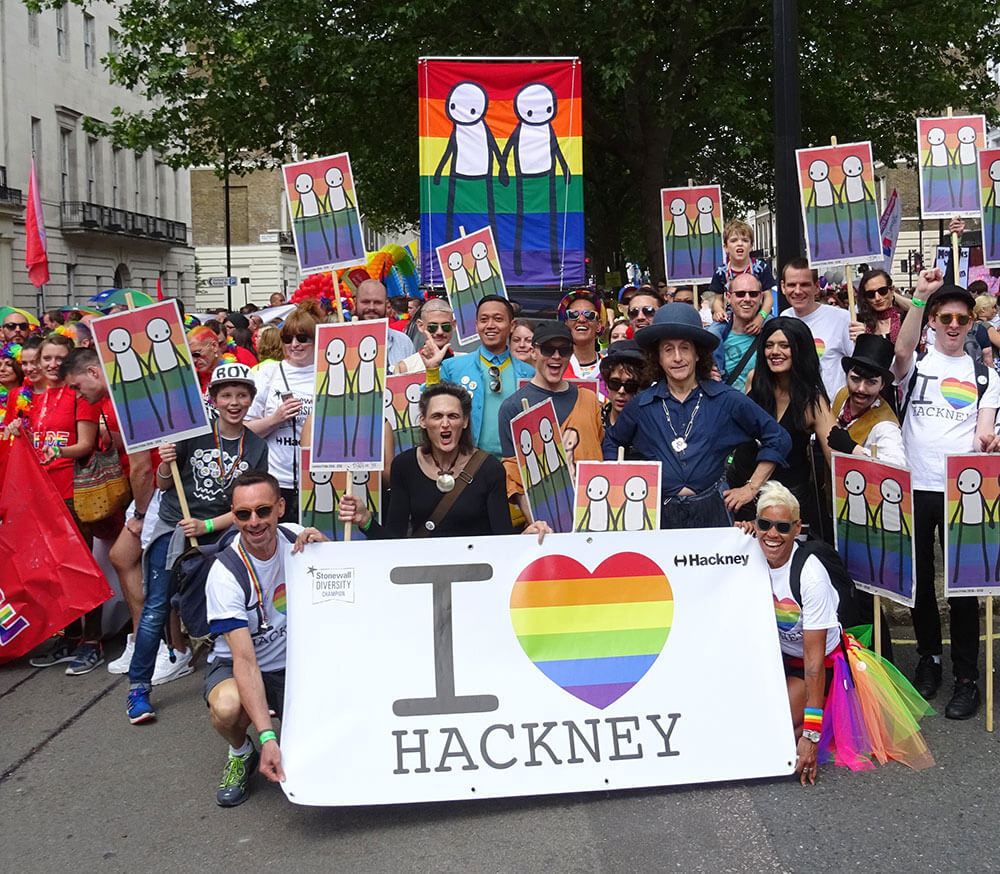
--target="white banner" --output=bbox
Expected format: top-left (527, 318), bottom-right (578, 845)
top-left (280, 529), bottom-right (796, 806)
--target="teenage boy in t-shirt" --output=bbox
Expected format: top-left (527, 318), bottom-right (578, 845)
top-left (709, 219), bottom-right (776, 330)
top-left (892, 270), bottom-right (1000, 719)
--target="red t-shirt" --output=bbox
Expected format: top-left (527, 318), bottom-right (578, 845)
top-left (28, 386), bottom-right (102, 499)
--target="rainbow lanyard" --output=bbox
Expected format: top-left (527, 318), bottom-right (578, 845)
top-left (212, 425), bottom-right (245, 486)
top-left (237, 539), bottom-right (270, 631)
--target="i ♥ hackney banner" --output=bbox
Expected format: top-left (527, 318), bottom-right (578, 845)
top-left (418, 57), bottom-right (584, 288)
top-left (281, 529), bottom-right (795, 805)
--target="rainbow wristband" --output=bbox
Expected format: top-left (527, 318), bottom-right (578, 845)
top-left (803, 707), bottom-right (823, 732)
top-left (259, 729), bottom-right (277, 744)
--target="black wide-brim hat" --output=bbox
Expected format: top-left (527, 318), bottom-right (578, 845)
top-left (634, 302), bottom-right (719, 351)
top-left (840, 333), bottom-right (895, 386)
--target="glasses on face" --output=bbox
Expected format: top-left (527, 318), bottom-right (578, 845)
top-left (425, 323), bottom-right (453, 334)
top-left (191, 351), bottom-right (205, 360)
top-left (537, 342), bottom-right (572, 358)
top-left (755, 517), bottom-right (796, 534)
top-left (233, 504), bottom-right (275, 522)
top-left (606, 377), bottom-right (639, 394)
top-left (566, 309), bottom-right (599, 322)
top-left (936, 313), bottom-right (972, 327)
top-left (730, 290), bottom-right (760, 299)
top-left (4, 322), bottom-right (29, 331)
top-left (488, 365), bottom-right (502, 393)
top-left (862, 285), bottom-right (891, 300)
top-left (629, 306), bottom-right (657, 319)
top-left (282, 333), bottom-right (314, 345)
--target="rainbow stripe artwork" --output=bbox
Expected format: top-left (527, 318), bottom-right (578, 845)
top-left (659, 185), bottom-right (724, 284)
top-left (299, 448), bottom-right (380, 541)
top-left (419, 57), bottom-right (584, 288)
top-left (509, 552), bottom-right (673, 708)
top-left (273, 584), bottom-right (287, 615)
top-left (385, 372), bottom-right (425, 458)
top-left (796, 141), bottom-right (880, 269)
top-left (573, 460), bottom-right (661, 533)
top-left (944, 453), bottom-right (1000, 597)
top-left (510, 398), bottom-right (574, 532)
top-left (832, 454), bottom-right (914, 607)
top-left (282, 153), bottom-right (365, 274)
top-left (979, 148), bottom-right (1000, 267)
top-left (917, 115), bottom-right (986, 219)
top-left (91, 300), bottom-right (210, 453)
top-left (435, 225), bottom-right (508, 343)
top-left (773, 596), bottom-right (800, 633)
top-left (310, 321), bottom-right (387, 471)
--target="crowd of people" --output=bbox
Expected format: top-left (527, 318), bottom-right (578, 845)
top-left (3, 217), bottom-right (993, 802)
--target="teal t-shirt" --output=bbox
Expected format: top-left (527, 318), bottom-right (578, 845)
top-left (723, 331), bottom-right (756, 391)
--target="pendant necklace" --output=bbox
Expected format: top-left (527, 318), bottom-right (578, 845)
top-left (431, 449), bottom-right (459, 493)
top-left (661, 388), bottom-right (703, 454)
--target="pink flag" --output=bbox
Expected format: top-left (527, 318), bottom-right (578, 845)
top-left (25, 157), bottom-right (49, 288)
top-left (156, 277), bottom-right (164, 300)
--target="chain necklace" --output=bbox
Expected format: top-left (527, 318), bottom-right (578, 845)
top-left (661, 388), bottom-right (703, 453)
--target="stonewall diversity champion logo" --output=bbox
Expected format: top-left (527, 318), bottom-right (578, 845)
top-left (509, 552), bottom-right (673, 708)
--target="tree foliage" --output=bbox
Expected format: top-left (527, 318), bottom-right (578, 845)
top-left (33, 0), bottom-right (1000, 282)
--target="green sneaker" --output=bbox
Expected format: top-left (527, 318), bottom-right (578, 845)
top-left (216, 746), bottom-right (260, 807)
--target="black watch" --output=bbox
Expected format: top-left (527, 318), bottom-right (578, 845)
top-left (133, 510), bottom-right (145, 520)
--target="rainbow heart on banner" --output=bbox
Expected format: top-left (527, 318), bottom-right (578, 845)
top-left (940, 377), bottom-right (977, 410)
top-left (509, 552), bottom-right (673, 708)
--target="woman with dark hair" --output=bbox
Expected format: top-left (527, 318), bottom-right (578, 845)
top-left (857, 269), bottom-right (910, 343)
top-left (557, 289), bottom-right (606, 379)
top-left (598, 340), bottom-right (648, 429)
top-left (0, 341), bottom-right (25, 422)
top-left (603, 303), bottom-right (790, 529)
top-left (339, 382), bottom-right (550, 539)
top-left (737, 317), bottom-right (835, 535)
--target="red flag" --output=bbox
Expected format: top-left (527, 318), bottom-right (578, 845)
top-left (156, 277), bottom-right (164, 300)
top-left (0, 437), bottom-right (113, 662)
top-left (25, 157), bottom-right (49, 288)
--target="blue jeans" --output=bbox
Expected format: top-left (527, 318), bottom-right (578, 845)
top-left (129, 532), bottom-right (171, 692)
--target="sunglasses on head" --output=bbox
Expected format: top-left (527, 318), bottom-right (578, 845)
top-left (935, 313), bottom-right (971, 326)
top-left (730, 289), bottom-right (760, 299)
top-left (233, 504), bottom-right (275, 522)
top-left (488, 364), bottom-right (502, 393)
top-left (755, 517), bottom-right (796, 534)
top-left (862, 285), bottom-right (891, 299)
top-left (629, 306), bottom-right (657, 318)
top-left (4, 322), bottom-right (29, 331)
top-left (537, 342), bottom-right (572, 358)
top-left (425, 322), bottom-right (453, 334)
top-left (282, 333), bottom-right (314, 345)
top-left (566, 309), bottom-right (599, 322)
top-left (606, 377), bottom-right (639, 394)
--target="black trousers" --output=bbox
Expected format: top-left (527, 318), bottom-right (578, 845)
top-left (911, 489), bottom-right (979, 681)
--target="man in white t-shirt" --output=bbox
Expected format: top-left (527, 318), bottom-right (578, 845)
top-left (892, 271), bottom-right (1000, 719)
top-left (779, 257), bottom-right (864, 399)
top-left (204, 470), bottom-right (328, 807)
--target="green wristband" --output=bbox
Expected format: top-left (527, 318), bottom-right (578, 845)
top-left (360, 515), bottom-right (373, 532)
top-left (259, 729), bottom-right (277, 744)
top-left (758, 309), bottom-right (768, 318)
top-left (911, 297), bottom-right (926, 308)
top-left (204, 517), bottom-right (215, 534)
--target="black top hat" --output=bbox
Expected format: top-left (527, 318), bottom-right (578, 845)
top-left (840, 333), bottom-right (895, 386)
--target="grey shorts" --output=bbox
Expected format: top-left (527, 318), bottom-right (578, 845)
top-left (203, 658), bottom-right (286, 720)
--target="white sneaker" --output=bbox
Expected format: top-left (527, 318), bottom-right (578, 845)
top-left (151, 645), bottom-right (194, 686)
top-left (107, 634), bottom-right (135, 674)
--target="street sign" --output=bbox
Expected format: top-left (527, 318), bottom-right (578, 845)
top-left (208, 276), bottom-right (238, 288)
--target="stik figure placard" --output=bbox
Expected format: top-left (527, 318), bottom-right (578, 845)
top-left (92, 300), bottom-right (210, 453)
top-left (832, 453), bottom-right (915, 607)
top-left (299, 448), bottom-right (380, 542)
top-left (945, 453), bottom-right (1000, 597)
top-left (385, 372), bottom-right (425, 458)
top-left (510, 398), bottom-right (575, 532)
top-left (311, 321), bottom-right (388, 471)
top-left (435, 226), bottom-right (508, 343)
top-left (917, 115), bottom-right (986, 219)
top-left (979, 148), bottom-right (1000, 267)
top-left (659, 185), bottom-right (724, 284)
top-left (573, 460), bottom-right (661, 533)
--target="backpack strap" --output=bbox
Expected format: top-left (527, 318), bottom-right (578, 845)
top-left (897, 350), bottom-right (927, 423)
top-left (788, 541), bottom-right (813, 608)
top-left (974, 358), bottom-right (990, 405)
top-left (216, 525), bottom-right (298, 617)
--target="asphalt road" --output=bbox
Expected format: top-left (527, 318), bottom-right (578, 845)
top-left (3, 623), bottom-right (999, 874)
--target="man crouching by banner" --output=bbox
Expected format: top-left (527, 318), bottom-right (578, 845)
top-left (204, 470), bottom-right (328, 807)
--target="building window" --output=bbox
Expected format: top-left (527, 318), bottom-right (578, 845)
top-left (83, 13), bottom-right (95, 70)
top-left (112, 147), bottom-right (121, 207)
top-left (60, 129), bottom-right (73, 202)
top-left (28, 11), bottom-right (39, 45)
top-left (134, 153), bottom-right (144, 212)
top-left (56, 6), bottom-right (67, 58)
top-left (86, 137), bottom-right (99, 202)
top-left (67, 264), bottom-right (76, 300)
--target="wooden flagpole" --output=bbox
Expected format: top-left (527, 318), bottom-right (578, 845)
top-left (946, 107), bottom-right (962, 282)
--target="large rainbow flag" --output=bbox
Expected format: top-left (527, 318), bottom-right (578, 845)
top-left (419, 58), bottom-right (584, 288)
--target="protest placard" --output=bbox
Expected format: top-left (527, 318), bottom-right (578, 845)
top-left (979, 148), bottom-right (1000, 267)
top-left (659, 185), bottom-right (724, 284)
top-left (945, 453), bottom-right (1000, 597)
top-left (510, 398), bottom-right (575, 531)
top-left (299, 448), bottom-right (380, 541)
top-left (435, 226), bottom-right (507, 343)
top-left (917, 115), bottom-right (986, 219)
top-left (385, 372), bottom-right (426, 458)
top-left (573, 460), bottom-right (661, 533)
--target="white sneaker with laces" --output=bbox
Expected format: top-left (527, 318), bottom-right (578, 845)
top-left (151, 645), bottom-right (194, 686)
top-left (107, 634), bottom-right (135, 674)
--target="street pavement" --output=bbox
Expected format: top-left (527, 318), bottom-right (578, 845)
top-left (3, 623), bottom-right (1000, 874)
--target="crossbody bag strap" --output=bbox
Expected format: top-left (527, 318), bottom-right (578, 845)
top-left (414, 449), bottom-right (490, 537)
top-left (725, 335), bottom-right (759, 386)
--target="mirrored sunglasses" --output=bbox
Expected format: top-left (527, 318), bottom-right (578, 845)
top-left (566, 309), bottom-right (599, 322)
top-left (628, 306), bottom-right (657, 318)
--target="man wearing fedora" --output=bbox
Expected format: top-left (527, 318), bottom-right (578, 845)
top-left (892, 269), bottom-right (1000, 718)
top-left (826, 334), bottom-right (905, 467)
top-left (604, 303), bottom-right (790, 529)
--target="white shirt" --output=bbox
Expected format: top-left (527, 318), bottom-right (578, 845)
top-left (781, 304), bottom-right (853, 399)
top-left (247, 361), bottom-right (315, 489)
top-left (770, 545), bottom-right (841, 658)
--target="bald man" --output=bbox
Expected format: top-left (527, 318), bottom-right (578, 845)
top-left (355, 279), bottom-right (415, 370)
top-left (394, 299), bottom-right (457, 374)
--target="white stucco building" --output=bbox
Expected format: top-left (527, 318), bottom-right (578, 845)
top-left (0, 0), bottom-right (195, 314)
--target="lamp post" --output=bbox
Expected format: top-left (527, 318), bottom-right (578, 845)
top-left (773, 0), bottom-right (802, 309)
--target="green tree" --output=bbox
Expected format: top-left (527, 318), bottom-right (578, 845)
top-left (35, 0), bottom-right (1000, 284)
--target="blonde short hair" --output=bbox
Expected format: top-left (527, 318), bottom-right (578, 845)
top-left (974, 295), bottom-right (996, 320)
top-left (756, 481), bottom-right (799, 519)
top-left (723, 219), bottom-right (754, 245)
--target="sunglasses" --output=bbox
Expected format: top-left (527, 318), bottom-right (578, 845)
top-left (4, 322), bottom-right (29, 331)
top-left (191, 351), bottom-right (205, 360)
top-left (755, 517), bottom-right (796, 534)
top-left (425, 322), bottom-right (453, 334)
top-left (606, 377), bottom-right (639, 394)
top-left (862, 285), bottom-right (891, 299)
top-left (282, 333), bottom-right (314, 345)
top-left (233, 504), bottom-right (275, 522)
top-left (629, 306), bottom-right (657, 319)
top-left (935, 313), bottom-right (972, 326)
top-left (566, 309), bottom-right (599, 322)
top-left (488, 364), bottom-right (502, 393)
top-left (730, 289), bottom-right (760, 299)
top-left (537, 342), bottom-right (572, 358)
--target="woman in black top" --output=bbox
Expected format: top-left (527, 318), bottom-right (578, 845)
top-left (339, 382), bottom-right (551, 539)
